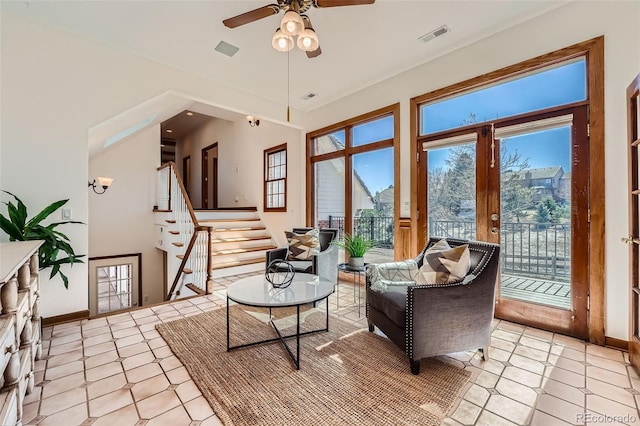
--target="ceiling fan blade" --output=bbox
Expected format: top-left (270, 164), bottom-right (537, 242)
top-left (307, 46), bottom-right (322, 58)
top-left (223, 4), bottom-right (280, 28)
top-left (315, 0), bottom-right (374, 7)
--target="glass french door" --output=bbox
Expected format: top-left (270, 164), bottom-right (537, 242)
top-left (423, 107), bottom-right (589, 338)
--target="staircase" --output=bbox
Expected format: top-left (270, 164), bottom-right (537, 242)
top-left (155, 162), bottom-right (276, 300)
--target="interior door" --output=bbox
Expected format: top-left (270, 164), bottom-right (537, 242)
top-left (626, 73), bottom-right (640, 372)
top-left (201, 143), bottom-right (218, 209)
top-left (422, 107), bottom-right (589, 338)
top-left (89, 254), bottom-right (141, 317)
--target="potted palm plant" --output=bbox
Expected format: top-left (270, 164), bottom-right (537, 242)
top-left (332, 233), bottom-right (374, 268)
top-left (0, 191), bottom-right (85, 289)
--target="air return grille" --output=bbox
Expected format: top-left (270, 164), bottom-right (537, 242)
top-left (418, 25), bottom-right (451, 44)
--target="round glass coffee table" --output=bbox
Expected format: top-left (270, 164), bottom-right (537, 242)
top-left (226, 273), bottom-right (333, 370)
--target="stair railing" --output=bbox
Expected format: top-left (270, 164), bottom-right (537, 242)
top-left (157, 162), bottom-right (211, 299)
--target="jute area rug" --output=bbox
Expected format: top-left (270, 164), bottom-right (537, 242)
top-left (156, 305), bottom-right (471, 426)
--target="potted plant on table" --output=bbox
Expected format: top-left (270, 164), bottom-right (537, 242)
top-left (332, 233), bottom-right (374, 269)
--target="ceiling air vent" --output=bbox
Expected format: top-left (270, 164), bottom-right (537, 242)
top-left (301, 93), bottom-right (318, 100)
top-left (418, 25), bottom-right (450, 44)
top-left (215, 41), bottom-right (239, 57)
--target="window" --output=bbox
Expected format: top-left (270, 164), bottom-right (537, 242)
top-left (264, 144), bottom-right (287, 211)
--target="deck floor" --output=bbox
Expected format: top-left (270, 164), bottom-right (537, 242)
top-left (500, 274), bottom-right (571, 309)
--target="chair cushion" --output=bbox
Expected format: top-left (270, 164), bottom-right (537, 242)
top-left (285, 229), bottom-right (320, 261)
top-left (367, 289), bottom-right (407, 328)
top-left (415, 239), bottom-right (470, 284)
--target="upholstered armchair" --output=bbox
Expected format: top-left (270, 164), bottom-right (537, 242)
top-left (366, 238), bottom-right (500, 375)
top-left (266, 228), bottom-right (339, 284)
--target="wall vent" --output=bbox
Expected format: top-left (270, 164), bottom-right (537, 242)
top-left (301, 93), bottom-right (318, 100)
top-left (418, 25), bottom-right (450, 44)
top-left (215, 41), bottom-right (239, 57)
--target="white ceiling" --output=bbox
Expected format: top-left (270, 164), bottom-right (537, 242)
top-left (2, 0), bottom-right (569, 114)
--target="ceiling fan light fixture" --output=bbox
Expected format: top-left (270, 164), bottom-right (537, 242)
top-left (297, 28), bottom-right (319, 52)
top-left (280, 10), bottom-right (304, 36)
top-left (272, 29), bottom-right (294, 52)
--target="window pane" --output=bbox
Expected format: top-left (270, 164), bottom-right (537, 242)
top-left (313, 130), bottom-right (345, 155)
top-left (352, 116), bottom-right (394, 147)
top-left (269, 154), bottom-right (274, 166)
top-left (278, 194), bottom-right (285, 207)
top-left (351, 147), bottom-right (394, 263)
top-left (421, 58), bottom-right (586, 135)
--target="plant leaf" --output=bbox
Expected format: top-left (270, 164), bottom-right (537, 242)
top-left (0, 214), bottom-right (24, 240)
top-left (26, 199), bottom-right (68, 228)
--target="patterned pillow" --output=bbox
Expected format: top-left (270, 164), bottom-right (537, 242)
top-left (285, 229), bottom-right (320, 261)
top-left (415, 239), bottom-right (470, 284)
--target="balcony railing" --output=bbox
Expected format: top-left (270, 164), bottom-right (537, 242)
top-left (327, 215), bottom-right (394, 248)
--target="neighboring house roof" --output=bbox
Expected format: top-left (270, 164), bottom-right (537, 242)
top-left (374, 185), bottom-right (394, 204)
top-left (506, 166), bottom-right (564, 180)
top-left (560, 172), bottom-right (572, 180)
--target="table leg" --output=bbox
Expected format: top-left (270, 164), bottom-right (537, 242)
top-left (226, 297), bottom-right (230, 351)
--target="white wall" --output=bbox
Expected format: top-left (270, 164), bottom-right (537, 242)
top-left (304, 1), bottom-right (640, 340)
top-left (182, 118), bottom-right (305, 248)
top-left (0, 11), bottom-right (305, 317)
top-left (89, 124), bottom-right (164, 307)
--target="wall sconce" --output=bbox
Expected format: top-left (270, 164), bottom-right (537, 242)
top-left (88, 177), bottom-right (114, 194)
top-left (246, 115), bottom-right (260, 127)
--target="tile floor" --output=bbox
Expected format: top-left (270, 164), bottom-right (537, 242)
top-left (23, 272), bottom-right (640, 425)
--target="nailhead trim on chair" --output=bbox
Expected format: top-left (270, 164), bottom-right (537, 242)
top-left (405, 241), bottom-right (496, 358)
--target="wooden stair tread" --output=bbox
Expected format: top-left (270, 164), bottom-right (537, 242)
top-left (212, 257), bottom-right (265, 270)
top-left (182, 268), bottom-right (193, 274)
top-left (210, 226), bottom-right (266, 232)
top-left (165, 219), bottom-right (176, 224)
top-left (211, 236), bottom-right (271, 243)
top-left (168, 230), bottom-right (180, 235)
top-left (172, 242), bottom-right (184, 247)
top-left (185, 283), bottom-right (205, 295)
top-left (199, 218), bottom-right (259, 223)
top-left (194, 207), bottom-right (257, 212)
top-left (176, 255), bottom-right (184, 260)
top-left (211, 245), bottom-right (276, 256)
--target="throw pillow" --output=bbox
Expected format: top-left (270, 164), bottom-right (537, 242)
top-left (285, 229), bottom-right (320, 261)
top-left (415, 239), bottom-right (470, 284)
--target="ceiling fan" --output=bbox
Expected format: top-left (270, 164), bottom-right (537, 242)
top-left (223, 0), bottom-right (375, 58)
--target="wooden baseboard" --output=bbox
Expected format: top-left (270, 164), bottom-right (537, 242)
top-left (605, 336), bottom-right (629, 352)
top-left (42, 310), bottom-right (90, 327)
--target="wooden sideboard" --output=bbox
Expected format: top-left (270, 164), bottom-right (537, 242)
top-left (0, 241), bottom-right (43, 426)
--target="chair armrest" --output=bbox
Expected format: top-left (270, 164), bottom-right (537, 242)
top-left (366, 260), bottom-right (418, 291)
top-left (265, 247), bottom-right (288, 269)
top-left (315, 244), bottom-right (338, 283)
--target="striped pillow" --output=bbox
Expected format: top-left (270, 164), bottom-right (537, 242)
top-left (415, 239), bottom-right (470, 284)
top-left (285, 229), bottom-right (320, 261)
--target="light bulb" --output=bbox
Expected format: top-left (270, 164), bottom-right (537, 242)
top-left (278, 38), bottom-right (288, 49)
top-left (286, 21), bottom-right (296, 33)
top-left (303, 37), bottom-right (312, 48)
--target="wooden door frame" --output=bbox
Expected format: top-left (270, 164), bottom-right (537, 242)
top-left (183, 155), bottom-right (191, 199)
top-left (201, 143), bottom-right (218, 209)
top-left (88, 253), bottom-right (142, 317)
top-left (627, 73), bottom-right (640, 366)
top-left (410, 36), bottom-right (605, 343)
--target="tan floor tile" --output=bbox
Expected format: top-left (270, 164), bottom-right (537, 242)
top-left (122, 351), bottom-right (155, 371)
top-left (136, 390), bottom-right (181, 419)
top-left (475, 410), bottom-right (518, 426)
top-left (166, 366), bottom-right (191, 384)
top-left (497, 321), bottom-right (526, 334)
top-left (586, 366), bottom-right (630, 388)
top-left (485, 394), bottom-right (532, 424)
top-left (586, 353), bottom-right (628, 375)
top-left (39, 387), bottom-right (87, 416)
top-left (520, 335), bottom-right (551, 353)
top-left (142, 329), bottom-right (161, 340)
top-left (586, 377), bottom-right (636, 408)
top-left (158, 310), bottom-right (182, 321)
top-left (83, 332), bottom-right (114, 348)
top-left (115, 333), bottom-right (145, 349)
top-left (84, 341), bottom-right (116, 357)
top-left (34, 359), bottom-right (46, 372)
top-left (175, 381), bottom-right (202, 404)
top-left (148, 337), bottom-right (167, 350)
top-left (524, 327), bottom-right (554, 342)
top-left (82, 326), bottom-right (112, 338)
top-left (629, 365), bottom-right (640, 380)
top-left (488, 347), bottom-right (511, 362)
top-left (586, 394), bottom-right (639, 420)
top-left (462, 383), bottom-right (490, 407)
top-left (545, 365), bottom-right (585, 388)
top-left (146, 405), bottom-right (191, 426)
top-left (541, 378), bottom-right (585, 407)
top-left (514, 345), bottom-right (548, 362)
top-left (22, 401), bottom-right (39, 425)
top-left (495, 377), bottom-right (539, 407)
top-left (48, 340), bottom-right (83, 356)
top-left (134, 315), bottom-right (160, 326)
top-left (49, 332), bottom-right (82, 347)
top-left (553, 335), bottom-right (586, 351)
top-left (126, 363), bottom-right (164, 383)
top-left (530, 409), bottom-right (573, 426)
top-left (502, 366), bottom-right (542, 388)
top-left (46, 348), bottom-right (83, 369)
top-left (160, 355), bottom-right (183, 372)
top-left (89, 389), bottom-right (134, 417)
top-left (131, 308), bottom-right (155, 319)
top-left (586, 344), bottom-right (625, 362)
top-left (42, 371), bottom-right (85, 399)
top-left (85, 361), bottom-right (123, 382)
top-left (553, 356), bottom-right (586, 375)
top-left (558, 347), bottom-right (586, 362)
top-left (451, 399), bottom-right (482, 425)
top-left (107, 313), bottom-right (133, 324)
top-left (81, 317), bottom-right (109, 330)
top-left (118, 342), bottom-right (151, 358)
top-left (84, 350), bottom-right (119, 370)
top-left (493, 329), bottom-right (521, 343)
top-left (471, 358), bottom-right (505, 376)
top-left (51, 324), bottom-right (82, 337)
top-left (110, 320), bottom-right (137, 331)
top-left (152, 346), bottom-right (174, 359)
top-left (23, 385), bottom-right (41, 405)
top-left (184, 396), bottom-right (214, 421)
top-left (112, 327), bottom-right (142, 339)
top-left (39, 402), bottom-right (87, 426)
top-left (508, 353), bottom-right (545, 375)
top-left (131, 374), bottom-right (170, 402)
top-left (92, 403), bottom-right (140, 426)
top-left (45, 360), bottom-right (84, 381)
top-left (87, 372), bottom-right (127, 400)
top-left (200, 414), bottom-right (224, 426)
top-left (139, 322), bottom-right (159, 333)
top-left (535, 394), bottom-right (584, 424)
top-left (442, 416), bottom-right (465, 426)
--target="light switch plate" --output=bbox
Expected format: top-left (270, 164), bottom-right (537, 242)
top-left (62, 208), bottom-right (72, 220)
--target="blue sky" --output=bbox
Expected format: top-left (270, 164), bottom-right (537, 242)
top-left (336, 58), bottom-right (585, 193)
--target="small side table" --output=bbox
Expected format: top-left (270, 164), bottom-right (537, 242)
top-left (337, 262), bottom-right (369, 317)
